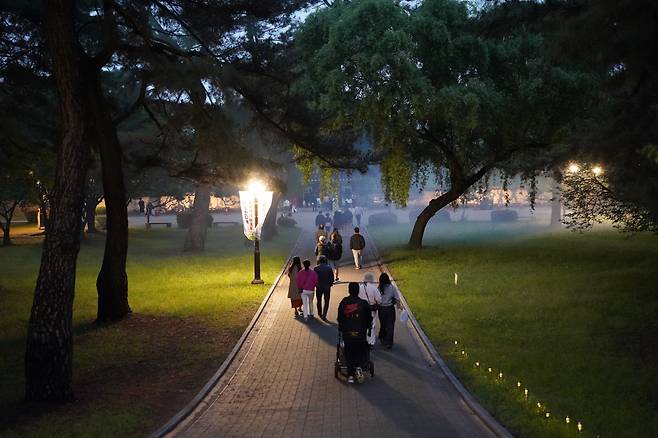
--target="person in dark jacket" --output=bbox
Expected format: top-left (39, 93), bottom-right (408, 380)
top-left (338, 282), bottom-right (373, 383)
top-left (314, 255), bottom-right (335, 320)
top-left (349, 227), bottom-right (366, 269)
top-left (315, 211), bottom-right (325, 227)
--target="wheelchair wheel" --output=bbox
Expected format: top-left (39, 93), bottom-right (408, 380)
top-left (369, 360), bottom-right (374, 377)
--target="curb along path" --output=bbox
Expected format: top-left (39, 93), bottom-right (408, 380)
top-left (160, 219), bottom-right (507, 438)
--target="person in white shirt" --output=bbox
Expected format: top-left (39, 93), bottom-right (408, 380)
top-left (358, 272), bottom-right (381, 347)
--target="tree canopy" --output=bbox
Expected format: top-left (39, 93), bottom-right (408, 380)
top-left (293, 0), bottom-right (592, 246)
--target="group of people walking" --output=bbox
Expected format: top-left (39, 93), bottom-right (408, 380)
top-left (286, 219), bottom-right (403, 383)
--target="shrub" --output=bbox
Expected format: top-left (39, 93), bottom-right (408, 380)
top-left (277, 216), bottom-right (297, 227)
top-left (176, 212), bottom-right (213, 228)
top-left (408, 208), bottom-right (451, 223)
top-left (368, 212), bottom-right (398, 226)
top-left (491, 209), bottom-right (518, 222)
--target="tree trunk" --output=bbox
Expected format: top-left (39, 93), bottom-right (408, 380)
top-left (25, 0), bottom-right (89, 402)
top-left (85, 66), bottom-right (131, 322)
top-left (261, 191), bottom-right (280, 242)
top-left (550, 171), bottom-right (562, 227)
top-left (184, 185), bottom-right (211, 252)
top-left (408, 191), bottom-right (460, 249)
top-left (1, 220), bottom-right (10, 246)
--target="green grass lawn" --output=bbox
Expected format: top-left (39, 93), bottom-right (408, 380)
top-left (369, 221), bottom-right (658, 438)
top-left (0, 225), bottom-right (300, 437)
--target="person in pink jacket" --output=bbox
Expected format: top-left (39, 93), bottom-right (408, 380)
top-left (296, 259), bottom-right (319, 321)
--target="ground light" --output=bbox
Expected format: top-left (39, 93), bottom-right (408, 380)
top-left (453, 339), bottom-right (593, 435)
top-left (592, 165), bottom-right (603, 176)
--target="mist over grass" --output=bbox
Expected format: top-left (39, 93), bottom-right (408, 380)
top-left (369, 221), bottom-right (658, 437)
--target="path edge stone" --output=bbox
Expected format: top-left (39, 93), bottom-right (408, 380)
top-left (151, 229), bottom-right (305, 438)
top-left (366, 228), bottom-right (514, 438)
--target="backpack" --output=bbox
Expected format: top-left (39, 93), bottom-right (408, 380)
top-left (328, 241), bottom-right (342, 260)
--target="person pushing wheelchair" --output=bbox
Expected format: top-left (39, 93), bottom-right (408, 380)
top-left (337, 282), bottom-right (373, 383)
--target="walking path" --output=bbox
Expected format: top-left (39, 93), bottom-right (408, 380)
top-left (163, 216), bottom-right (500, 437)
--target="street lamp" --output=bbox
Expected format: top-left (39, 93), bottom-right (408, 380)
top-left (239, 180), bottom-right (273, 285)
top-left (567, 162), bottom-right (580, 174)
top-left (591, 165), bottom-right (603, 176)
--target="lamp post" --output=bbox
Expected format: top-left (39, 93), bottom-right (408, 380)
top-left (240, 180), bottom-right (273, 285)
top-left (252, 190), bottom-right (264, 285)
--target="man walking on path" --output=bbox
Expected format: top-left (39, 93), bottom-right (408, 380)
top-left (350, 227), bottom-right (366, 269)
top-left (315, 210), bottom-right (325, 227)
top-left (314, 255), bottom-right (334, 321)
top-left (353, 205), bottom-right (363, 227)
top-left (338, 282), bottom-right (373, 383)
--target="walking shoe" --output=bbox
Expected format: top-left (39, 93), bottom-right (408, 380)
top-left (347, 376), bottom-right (355, 384)
top-left (355, 368), bottom-right (364, 384)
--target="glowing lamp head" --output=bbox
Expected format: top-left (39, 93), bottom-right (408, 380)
top-left (498, 372), bottom-right (503, 379)
top-left (517, 381), bottom-right (521, 388)
top-left (545, 412), bottom-right (550, 418)
top-left (247, 180), bottom-right (266, 195)
top-left (592, 165), bottom-right (603, 176)
top-left (565, 416), bottom-right (570, 424)
top-left (577, 422), bottom-right (583, 432)
top-left (567, 163), bottom-right (580, 173)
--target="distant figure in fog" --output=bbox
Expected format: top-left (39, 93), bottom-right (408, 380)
top-left (138, 198), bottom-right (145, 214)
top-left (353, 205), bottom-right (363, 227)
top-left (315, 211), bottom-right (325, 227)
top-left (315, 224), bottom-right (328, 246)
top-left (324, 212), bottom-right (333, 232)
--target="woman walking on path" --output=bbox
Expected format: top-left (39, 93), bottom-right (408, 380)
top-left (377, 273), bottom-right (402, 349)
top-left (328, 229), bottom-right (343, 281)
top-left (359, 272), bottom-right (381, 348)
top-left (296, 259), bottom-right (319, 321)
top-left (287, 256), bottom-right (303, 317)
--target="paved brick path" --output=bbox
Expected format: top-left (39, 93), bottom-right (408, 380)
top-left (169, 218), bottom-right (495, 438)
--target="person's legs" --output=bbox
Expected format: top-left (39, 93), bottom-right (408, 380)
top-left (316, 288), bottom-right (324, 316)
top-left (367, 311), bottom-right (377, 346)
top-left (352, 249), bottom-right (361, 269)
top-left (322, 288), bottom-right (331, 318)
top-left (301, 291), bottom-right (311, 319)
top-left (356, 214), bottom-right (361, 227)
top-left (307, 291), bottom-right (315, 317)
top-left (379, 306), bottom-right (395, 343)
top-left (383, 307), bottom-right (396, 347)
